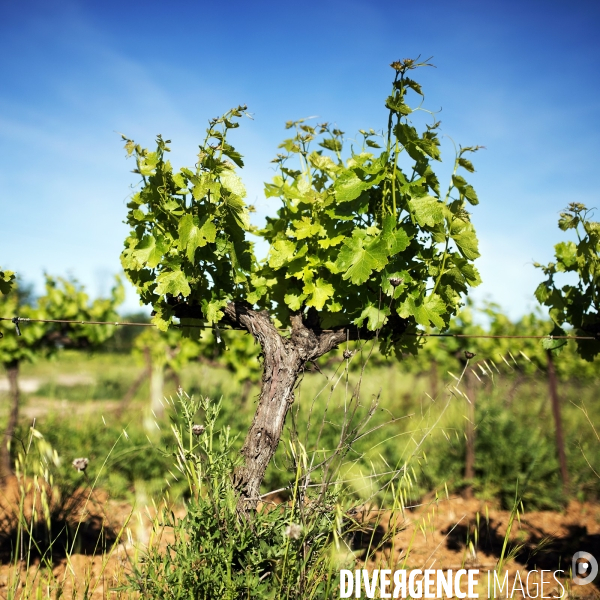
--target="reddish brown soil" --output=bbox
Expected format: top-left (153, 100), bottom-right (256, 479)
top-left (360, 495), bottom-right (600, 599)
top-left (0, 480), bottom-right (598, 598)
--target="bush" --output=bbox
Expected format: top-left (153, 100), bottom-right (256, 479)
top-left (126, 391), bottom-right (399, 599)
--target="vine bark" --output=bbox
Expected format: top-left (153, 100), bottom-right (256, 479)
top-left (219, 303), bottom-right (352, 507)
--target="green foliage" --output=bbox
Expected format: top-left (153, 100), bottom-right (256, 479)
top-left (29, 411), bottom-right (183, 499)
top-left (100, 311), bottom-right (151, 353)
top-left (198, 328), bottom-right (262, 385)
top-left (0, 275), bottom-right (124, 367)
top-left (133, 327), bottom-right (200, 372)
top-left (35, 375), bottom-right (130, 401)
top-left (120, 108), bottom-right (254, 332)
top-left (0, 283), bottom-right (45, 365)
top-left (471, 396), bottom-right (563, 509)
top-left (121, 60), bottom-right (482, 360)
top-left (0, 267), bottom-right (15, 295)
top-left (413, 380), bottom-right (600, 510)
top-left (133, 325), bottom-right (261, 391)
top-left (535, 202), bottom-right (600, 360)
top-left (247, 60), bottom-right (483, 354)
top-left (389, 301), bottom-right (599, 381)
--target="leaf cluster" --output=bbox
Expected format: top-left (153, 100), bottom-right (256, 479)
top-left (0, 276), bottom-right (124, 366)
top-left (132, 325), bottom-right (261, 385)
top-left (120, 107), bottom-right (254, 331)
top-left (121, 64), bottom-right (483, 360)
top-left (535, 203), bottom-right (600, 360)
top-left (0, 268), bottom-right (15, 295)
top-left (253, 70), bottom-right (482, 356)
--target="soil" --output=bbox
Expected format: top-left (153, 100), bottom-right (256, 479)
top-left (0, 479), bottom-right (597, 598)
top-left (363, 495), bottom-right (600, 599)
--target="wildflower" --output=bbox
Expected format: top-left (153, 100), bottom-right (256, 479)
top-left (72, 457), bottom-right (89, 472)
top-left (343, 349), bottom-right (354, 360)
top-left (464, 351), bottom-right (476, 360)
top-left (284, 523), bottom-right (302, 540)
top-left (389, 277), bottom-right (404, 288)
top-left (192, 424), bottom-right (206, 436)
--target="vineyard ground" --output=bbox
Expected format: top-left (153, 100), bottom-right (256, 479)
top-left (0, 350), bottom-right (598, 597)
top-left (0, 484), bottom-right (597, 598)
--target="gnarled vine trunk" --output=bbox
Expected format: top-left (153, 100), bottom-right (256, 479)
top-left (219, 303), bottom-right (351, 508)
top-left (233, 344), bottom-right (302, 504)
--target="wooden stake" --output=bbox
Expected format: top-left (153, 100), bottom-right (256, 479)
top-left (546, 350), bottom-right (569, 489)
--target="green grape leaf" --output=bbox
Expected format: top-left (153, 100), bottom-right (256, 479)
top-left (335, 232), bottom-right (389, 285)
top-left (318, 235), bottom-right (346, 249)
top-left (131, 235), bottom-right (169, 269)
top-left (220, 169), bottom-right (246, 198)
top-left (0, 269), bottom-right (15, 295)
top-left (284, 290), bottom-right (307, 311)
top-left (452, 256), bottom-right (482, 287)
top-left (452, 229), bottom-right (480, 260)
top-left (172, 172), bottom-right (187, 190)
top-left (408, 195), bottom-right (445, 227)
top-left (554, 241), bottom-right (577, 270)
top-left (155, 270), bottom-right (191, 298)
top-left (178, 214), bottom-right (217, 261)
top-left (334, 170), bottom-right (368, 202)
top-left (202, 298), bottom-right (228, 324)
top-left (334, 164), bottom-right (384, 202)
top-left (381, 215), bottom-right (411, 254)
top-left (138, 152), bottom-right (159, 176)
top-left (534, 282), bottom-right (550, 304)
top-left (223, 194), bottom-right (250, 229)
top-left (355, 303), bottom-right (390, 330)
top-left (541, 336), bottom-right (566, 351)
top-left (303, 278), bottom-right (334, 310)
top-left (151, 311), bottom-right (170, 331)
top-left (458, 157), bottom-right (475, 173)
top-left (290, 217), bottom-right (324, 240)
top-left (268, 240), bottom-right (298, 269)
top-left (399, 293), bottom-right (446, 329)
top-left (319, 138), bottom-right (342, 153)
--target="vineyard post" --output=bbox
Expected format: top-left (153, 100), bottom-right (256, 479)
top-left (464, 367), bottom-right (476, 497)
top-left (546, 349), bottom-right (569, 488)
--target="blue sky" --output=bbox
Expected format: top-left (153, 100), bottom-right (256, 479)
top-left (1, 0), bottom-right (599, 318)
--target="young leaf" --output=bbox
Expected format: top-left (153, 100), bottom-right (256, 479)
top-left (178, 214), bottom-right (217, 261)
top-left (303, 278), bottom-right (334, 310)
top-left (155, 270), bottom-right (191, 298)
top-left (334, 233), bottom-right (389, 285)
top-left (408, 196), bottom-right (445, 227)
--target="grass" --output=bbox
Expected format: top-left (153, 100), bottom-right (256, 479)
top-left (7, 349), bottom-right (600, 508)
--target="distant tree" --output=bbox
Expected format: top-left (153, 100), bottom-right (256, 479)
top-left (120, 59), bottom-right (483, 507)
top-left (196, 329), bottom-right (261, 403)
top-left (0, 276), bottom-right (123, 479)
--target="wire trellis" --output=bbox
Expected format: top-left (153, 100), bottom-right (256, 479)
top-left (0, 315), bottom-right (597, 341)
